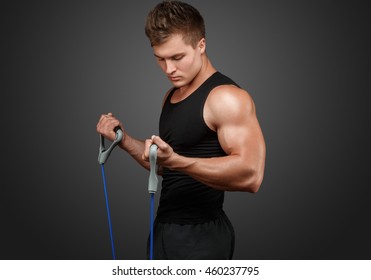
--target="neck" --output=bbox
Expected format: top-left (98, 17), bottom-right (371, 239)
top-left (178, 56), bottom-right (216, 96)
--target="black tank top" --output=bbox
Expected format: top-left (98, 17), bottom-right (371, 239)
top-left (158, 72), bottom-right (240, 224)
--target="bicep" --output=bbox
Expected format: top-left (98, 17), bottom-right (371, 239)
top-left (220, 115), bottom-right (264, 159)
top-left (208, 88), bottom-right (265, 160)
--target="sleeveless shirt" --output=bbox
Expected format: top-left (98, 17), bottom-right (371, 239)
top-left (158, 72), bottom-right (240, 224)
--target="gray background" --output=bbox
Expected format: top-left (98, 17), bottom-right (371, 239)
top-left (2, 0), bottom-right (369, 259)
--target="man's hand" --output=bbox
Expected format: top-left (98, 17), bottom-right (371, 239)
top-left (96, 113), bottom-right (125, 143)
top-left (143, 135), bottom-right (175, 167)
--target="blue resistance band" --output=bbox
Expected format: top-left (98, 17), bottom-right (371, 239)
top-left (98, 128), bottom-right (123, 260)
top-left (98, 129), bottom-right (158, 260)
top-left (149, 193), bottom-right (155, 260)
top-left (100, 164), bottom-right (116, 260)
top-left (148, 144), bottom-right (159, 260)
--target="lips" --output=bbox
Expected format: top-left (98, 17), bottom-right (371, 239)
top-left (169, 76), bottom-right (180, 81)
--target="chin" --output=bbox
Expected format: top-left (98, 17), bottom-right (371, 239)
top-left (170, 79), bottom-right (186, 88)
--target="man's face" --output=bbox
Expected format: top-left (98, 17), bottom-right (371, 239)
top-left (153, 34), bottom-right (205, 88)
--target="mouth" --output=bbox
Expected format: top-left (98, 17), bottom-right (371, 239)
top-left (168, 76), bottom-right (181, 81)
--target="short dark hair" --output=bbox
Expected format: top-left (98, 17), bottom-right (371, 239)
top-left (145, 0), bottom-right (205, 47)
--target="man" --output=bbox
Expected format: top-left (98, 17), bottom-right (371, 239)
top-left (96, 0), bottom-right (265, 259)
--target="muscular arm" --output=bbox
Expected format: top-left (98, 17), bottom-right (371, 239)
top-left (120, 134), bottom-right (150, 170)
top-left (144, 86), bottom-right (266, 192)
top-left (96, 88), bottom-right (175, 172)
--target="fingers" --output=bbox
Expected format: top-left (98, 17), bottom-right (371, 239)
top-left (142, 135), bottom-right (173, 164)
top-left (142, 135), bottom-right (159, 160)
top-left (98, 112), bottom-right (114, 122)
top-left (97, 112), bottom-right (122, 141)
top-left (151, 135), bottom-right (167, 150)
top-left (142, 138), bottom-right (154, 161)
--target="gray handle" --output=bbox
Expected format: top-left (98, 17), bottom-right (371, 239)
top-left (148, 144), bottom-right (158, 194)
top-left (98, 128), bottom-right (123, 164)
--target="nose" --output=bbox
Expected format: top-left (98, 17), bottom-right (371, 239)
top-left (165, 60), bottom-right (176, 75)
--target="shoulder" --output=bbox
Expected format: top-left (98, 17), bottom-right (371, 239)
top-left (204, 85), bottom-right (256, 129)
top-left (207, 85), bottom-right (255, 117)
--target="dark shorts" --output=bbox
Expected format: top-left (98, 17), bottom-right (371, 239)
top-left (147, 211), bottom-right (235, 260)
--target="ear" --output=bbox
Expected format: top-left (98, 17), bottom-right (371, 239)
top-left (198, 38), bottom-right (206, 54)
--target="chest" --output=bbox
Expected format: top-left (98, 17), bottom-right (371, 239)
top-left (159, 92), bottom-right (216, 152)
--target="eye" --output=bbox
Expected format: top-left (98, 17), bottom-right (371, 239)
top-left (173, 55), bottom-right (184, 61)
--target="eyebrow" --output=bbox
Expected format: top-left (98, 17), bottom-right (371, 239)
top-left (154, 52), bottom-right (185, 59)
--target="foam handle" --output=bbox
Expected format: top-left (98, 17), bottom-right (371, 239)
top-left (98, 128), bottom-right (124, 164)
top-left (148, 144), bottom-right (158, 194)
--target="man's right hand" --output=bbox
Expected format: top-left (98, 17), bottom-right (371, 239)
top-left (96, 112), bottom-right (125, 143)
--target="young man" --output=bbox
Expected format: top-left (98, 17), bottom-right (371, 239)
top-left (96, 0), bottom-right (265, 259)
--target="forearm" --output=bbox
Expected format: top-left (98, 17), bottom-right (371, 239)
top-left (120, 134), bottom-right (150, 170)
top-left (167, 153), bottom-right (261, 192)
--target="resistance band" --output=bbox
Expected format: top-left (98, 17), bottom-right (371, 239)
top-left (98, 128), bottom-right (159, 260)
top-left (148, 144), bottom-right (159, 260)
top-left (98, 127), bottom-right (123, 260)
